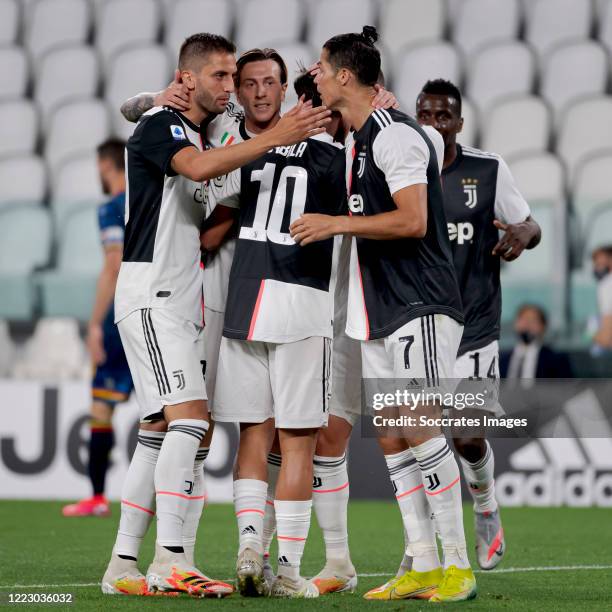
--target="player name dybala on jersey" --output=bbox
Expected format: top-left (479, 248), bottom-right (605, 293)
top-left (442, 144), bottom-right (530, 355)
top-left (217, 132), bottom-right (346, 342)
top-left (346, 108), bottom-right (463, 341)
top-left (115, 106), bottom-right (206, 326)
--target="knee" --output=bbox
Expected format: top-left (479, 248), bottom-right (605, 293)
top-left (316, 416), bottom-right (352, 457)
top-left (91, 401), bottom-right (113, 424)
top-left (377, 436), bottom-right (409, 456)
top-left (453, 437), bottom-right (486, 463)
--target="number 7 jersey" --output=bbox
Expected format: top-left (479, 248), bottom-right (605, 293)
top-left (215, 132), bottom-right (346, 343)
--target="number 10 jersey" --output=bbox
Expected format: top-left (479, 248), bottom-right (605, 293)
top-left (215, 132), bottom-right (347, 343)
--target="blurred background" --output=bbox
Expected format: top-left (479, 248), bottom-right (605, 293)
top-left (0, 0), bottom-right (611, 506)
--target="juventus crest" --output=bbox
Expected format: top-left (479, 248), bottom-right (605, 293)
top-left (357, 152), bottom-right (367, 178)
top-left (462, 178), bottom-right (478, 209)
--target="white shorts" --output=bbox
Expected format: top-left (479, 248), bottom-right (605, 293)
top-left (329, 331), bottom-right (362, 426)
top-left (202, 306), bottom-right (224, 409)
top-left (361, 314), bottom-right (463, 407)
top-left (454, 339), bottom-right (502, 414)
top-left (118, 308), bottom-right (207, 422)
top-left (214, 336), bottom-right (332, 429)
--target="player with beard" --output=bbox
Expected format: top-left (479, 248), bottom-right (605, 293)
top-left (101, 33), bottom-right (330, 597)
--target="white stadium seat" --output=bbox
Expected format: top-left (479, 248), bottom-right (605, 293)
top-left (508, 153), bottom-right (565, 205)
top-left (0, 155), bottom-right (46, 205)
top-left (51, 154), bottom-right (104, 215)
top-left (557, 96), bottom-right (612, 182)
top-left (44, 99), bottom-right (110, 173)
top-left (165, 0), bottom-right (233, 57)
top-left (0, 319), bottom-right (15, 376)
top-left (0, 205), bottom-right (52, 320)
top-left (483, 95), bottom-right (550, 159)
top-left (236, 0), bottom-right (303, 52)
top-left (25, 0), bottom-right (90, 62)
top-left (106, 45), bottom-right (171, 140)
top-left (541, 41), bottom-right (608, 122)
top-left (456, 98), bottom-right (478, 147)
top-left (307, 0), bottom-right (375, 51)
top-left (466, 41), bottom-right (534, 114)
top-left (572, 151), bottom-right (612, 228)
top-left (452, 0), bottom-right (520, 58)
top-left (0, 46), bottom-right (28, 100)
top-left (35, 45), bottom-right (98, 123)
top-left (599, 0), bottom-right (612, 52)
top-left (395, 42), bottom-right (461, 113)
top-left (526, 0), bottom-right (592, 58)
top-left (0, 0), bottom-right (19, 45)
top-left (12, 317), bottom-right (87, 380)
top-left (275, 42), bottom-right (316, 110)
top-left (596, 0), bottom-right (611, 19)
top-left (380, 0), bottom-right (445, 57)
top-left (96, 0), bottom-right (160, 71)
top-left (0, 100), bottom-right (38, 157)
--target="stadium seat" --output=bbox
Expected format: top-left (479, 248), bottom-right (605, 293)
top-left (395, 42), bottom-right (461, 113)
top-left (106, 44), bottom-right (171, 140)
top-left (165, 0), bottom-right (233, 57)
top-left (236, 0), bottom-right (303, 52)
top-left (0, 205), bottom-right (52, 320)
top-left (541, 42), bottom-right (608, 122)
top-left (38, 205), bottom-right (102, 320)
top-left (0, 155), bottom-right (46, 207)
top-left (526, 0), bottom-right (592, 58)
top-left (51, 155), bottom-right (104, 222)
top-left (96, 0), bottom-right (160, 71)
top-left (307, 0), bottom-right (375, 51)
top-left (0, 100), bottom-right (38, 157)
top-left (557, 96), bottom-right (612, 183)
top-left (572, 152), bottom-right (612, 231)
top-left (44, 99), bottom-right (110, 173)
top-left (35, 45), bottom-right (99, 123)
top-left (456, 98), bottom-right (478, 147)
top-left (25, 0), bottom-right (90, 61)
top-left (379, 0), bottom-right (445, 57)
top-left (466, 41), bottom-right (535, 115)
top-left (0, 318), bottom-right (15, 376)
top-left (0, 0), bottom-right (19, 45)
top-left (584, 207), bottom-right (612, 257)
top-left (0, 46), bottom-right (28, 101)
top-left (452, 0), bottom-right (520, 58)
top-left (570, 268), bottom-right (598, 330)
top-left (599, 0), bottom-right (612, 52)
top-left (274, 42), bottom-right (316, 111)
top-left (508, 153), bottom-right (565, 206)
top-left (11, 317), bottom-right (87, 380)
top-left (483, 95), bottom-right (550, 159)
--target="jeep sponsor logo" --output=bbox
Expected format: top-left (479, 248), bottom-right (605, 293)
top-left (447, 221), bottom-right (474, 245)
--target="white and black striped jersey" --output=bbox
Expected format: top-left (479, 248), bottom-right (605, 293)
top-left (345, 108), bottom-right (464, 341)
top-left (115, 106), bottom-right (205, 325)
top-left (216, 132), bottom-right (346, 343)
top-left (442, 144), bottom-right (530, 354)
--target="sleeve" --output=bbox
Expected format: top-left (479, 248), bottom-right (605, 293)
top-left (421, 125), bottom-right (445, 175)
top-left (210, 168), bottom-right (241, 210)
top-left (598, 278), bottom-right (612, 316)
top-left (134, 111), bottom-right (195, 176)
top-left (372, 122), bottom-right (430, 195)
top-left (97, 201), bottom-right (124, 247)
top-left (493, 156), bottom-right (531, 224)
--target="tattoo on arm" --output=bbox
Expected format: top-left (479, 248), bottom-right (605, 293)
top-left (120, 92), bottom-right (157, 122)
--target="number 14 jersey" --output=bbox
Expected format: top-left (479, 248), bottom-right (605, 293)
top-left (215, 132), bottom-right (346, 343)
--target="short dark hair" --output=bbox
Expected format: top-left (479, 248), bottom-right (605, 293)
top-left (294, 66), bottom-right (322, 107)
top-left (323, 25), bottom-right (381, 87)
top-left (97, 138), bottom-right (125, 171)
top-left (178, 33), bottom-right (236, 71)
top-left (593, 244), bottom-right (612, 257)
top-left (420, 79), bottom-right (463, 115)
top-left (235, 48), bottom-right (288, 87)
top-left (516, 303), bottom-right (548, 327)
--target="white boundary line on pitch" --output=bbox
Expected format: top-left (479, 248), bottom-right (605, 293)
top-left (1, 565), bottom-right (612, 589)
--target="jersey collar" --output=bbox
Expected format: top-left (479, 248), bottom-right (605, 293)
top-left (442, 143), bottom-right (463, 175)
top-left (172, 110), bottom-right (201, 133)
top-left (239, 119), bottom-right (251, 141)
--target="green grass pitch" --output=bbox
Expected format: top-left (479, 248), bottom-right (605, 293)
top-left (1, 501), bottom-right (611, 610)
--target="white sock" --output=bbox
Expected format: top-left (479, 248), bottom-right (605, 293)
top-left (262, 452), bottom-right (281, 563)
top-left (411, 436), bottom-right (469, 570)
top-left (234, 479), bottom-right (268, 555)
top-left (115, 430), bottom-right (164, 559)
top-left (275, 499), bottom-right (312, 581)
top-left (155, 419), bottom-right (208, 549)
top-left (459, 441), bottom-right (498, 514)
top-left (385, 449), bottom-right (440, 573)
top-left (183, 447), bottom-right (209, 566)
top-left (312, 454), bottom-right (350, 564)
